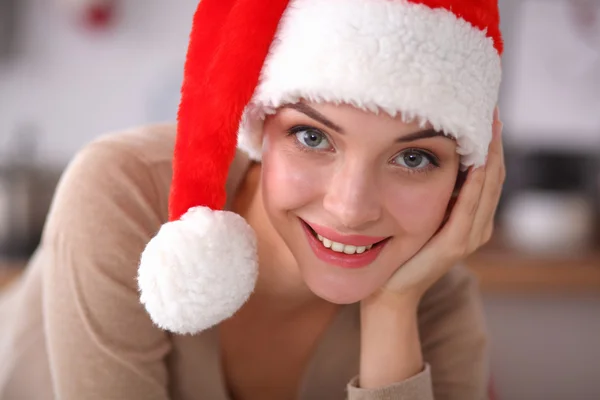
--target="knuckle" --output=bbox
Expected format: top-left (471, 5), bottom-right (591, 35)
top-left (488, 223), bottom-right (496, 237)
top-left (465, 237), bottom-right (480, 255)
top-left (482, 228), bottom-right (494, 245)
top-left (445, 241), bottom-right (468, 260)
top-left (466, 243), bottom-right (478, 255)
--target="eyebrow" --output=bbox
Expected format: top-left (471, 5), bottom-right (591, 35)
top-left (283, 103), bottom-right (453, 142)
top-left (282, 103), bottom-right (344, 133)
top-left (396, 128), bottom-right (453, 142)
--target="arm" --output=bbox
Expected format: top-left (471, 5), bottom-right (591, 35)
top-left (347, 266), bottom-right (489, 400)
top-left (41, 140), bottom-right (172, 400)
top-left (359, 294), bottom-right (425, 389)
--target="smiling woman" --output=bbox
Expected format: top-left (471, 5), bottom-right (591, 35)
top-left (0, 0), bottom-right (504, 399)
top-left (258, 102), bottom-right (462, 304)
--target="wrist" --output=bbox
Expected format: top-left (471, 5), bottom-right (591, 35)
top-left (359, 294), bottom-right (423, 389)
top-left (363, 287), bottom-right (422, 313)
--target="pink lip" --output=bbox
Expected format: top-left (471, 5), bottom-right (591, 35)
top-left (304, 221), bottom-right (388, 247)
top-left (300, 219), bottom-right (390, 269)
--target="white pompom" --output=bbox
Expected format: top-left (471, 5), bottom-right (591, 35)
top-left (137, 207), bottom-right (258, 334)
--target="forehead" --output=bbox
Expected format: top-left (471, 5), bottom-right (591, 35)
top-left (276, 101), bottom-right (435, 134)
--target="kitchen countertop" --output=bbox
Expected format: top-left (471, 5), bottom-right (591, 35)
top-left (466, 246), bottom-right (600, 293)
top-left (1, 241), bottom-right (600, 293)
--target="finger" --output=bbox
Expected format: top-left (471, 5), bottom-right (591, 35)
top-left (482, 120), bottom-right (506, 238)
top-left (429, 164), bottom-right (486, 259)
top-left (394, 165), bottom-right (486, 290)
top-left (469, 119), bottom-right (505, 248)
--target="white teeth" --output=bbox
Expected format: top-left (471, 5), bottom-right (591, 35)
top-left (331, 242), bottom-right (345, 252)
top-left (314, 234), bottom-right (376, 255)
top-left (343, 245), bottom-right (357, 254)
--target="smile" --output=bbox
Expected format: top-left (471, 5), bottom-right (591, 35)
top-left (315, 234), bottom-right (373, 255)
top-left (300, 219), bottom-right (390, 269)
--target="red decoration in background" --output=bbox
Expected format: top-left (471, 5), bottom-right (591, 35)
top-left (84, 1), bottom-right (115, 29)
top-left (57, 0), bottom-right (117, 30)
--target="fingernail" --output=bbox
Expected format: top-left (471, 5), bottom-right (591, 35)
top-left (493, 106), bottom-right (499, 121)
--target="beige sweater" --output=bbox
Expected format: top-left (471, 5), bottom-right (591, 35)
top-left (0, 124), bottom-right (490, 400)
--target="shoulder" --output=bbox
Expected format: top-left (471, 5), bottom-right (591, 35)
top-left (35, 127), bottom-right (175, 398)
top-left (44, 124), bottom-right (176, 240)
top-left (90, 123), bottom-right (177, 167)
top-left (37, 123), bottom-right (178, 310)
top-left (68, 122), bottom-right (176, 186)
top-left (70, 123), bottom-right (176, 192)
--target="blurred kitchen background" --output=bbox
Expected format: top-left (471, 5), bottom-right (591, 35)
top-left (0, 0), bottom-right (599, 399)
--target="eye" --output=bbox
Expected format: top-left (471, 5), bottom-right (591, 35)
top-left (392, 149), bottom-right (438, 171)
top-left (292, 127), bottom-right (331, 150)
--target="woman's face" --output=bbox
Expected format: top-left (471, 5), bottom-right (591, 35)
top-left (260, 101), bottom-right (460, 304)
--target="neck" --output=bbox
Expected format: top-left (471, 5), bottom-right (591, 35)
top-left (232, 162), bottom-right (331, 315)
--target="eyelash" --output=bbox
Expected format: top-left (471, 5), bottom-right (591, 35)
top-left (285, 125), bottom-right (441, 174)
top-left (391, 148), bottom-right (440, 175)
top-left (286, 125), bottom-right (334, 153)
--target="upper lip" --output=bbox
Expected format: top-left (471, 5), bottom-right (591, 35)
top-left (302, 220), bottom-right (389, 247)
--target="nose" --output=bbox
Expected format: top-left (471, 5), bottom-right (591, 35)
top-left (322, 161), bottom-right (382, 231)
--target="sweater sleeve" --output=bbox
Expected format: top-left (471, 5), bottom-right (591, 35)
top-left (346, 265), bottom-right (490, 400)
top-left (41, 140), bottom-right (172, 400)
top-left (347, 365), bottom-right (434, 400)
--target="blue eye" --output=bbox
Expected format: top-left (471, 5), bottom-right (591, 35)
top-left (393, 149), bottom-right (437, 170)
top-left (294, 128), bottom-right (331, 150)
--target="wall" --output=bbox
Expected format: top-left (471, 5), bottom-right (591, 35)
top-left (0, 0), bottom-right (197, 166)
top-left (499, 0), bottom-right (600, 151)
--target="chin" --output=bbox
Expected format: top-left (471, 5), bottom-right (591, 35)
top-left (299, 264), bottom-right (383, 304)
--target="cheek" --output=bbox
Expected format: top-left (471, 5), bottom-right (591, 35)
top-left (261, 136), bottom-right (325, 212)
top-left (385, 178), bottom-right (455, 235)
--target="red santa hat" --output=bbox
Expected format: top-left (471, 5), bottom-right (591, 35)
top-left (138, 0), bottom-right (503, 334)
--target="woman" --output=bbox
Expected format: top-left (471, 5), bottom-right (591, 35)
top-left (0, 0), bottom-right (504, 399)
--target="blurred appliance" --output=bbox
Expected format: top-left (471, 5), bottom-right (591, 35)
top-left (501, 150), bottom-right (598, 256)
top-left (0, 0), bottom-right (19, 60)
top-left (0, 126), bottom-right (60, 259)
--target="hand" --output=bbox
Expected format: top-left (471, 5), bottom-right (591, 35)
top-left (369, 108), bottom-right (505, 308)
